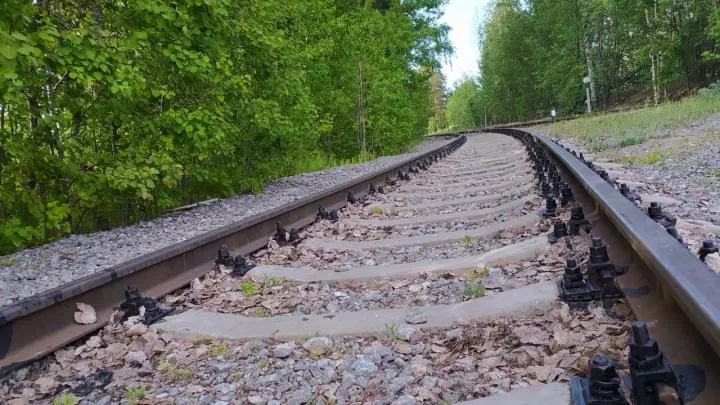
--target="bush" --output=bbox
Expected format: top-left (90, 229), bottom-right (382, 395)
top-left (698, 81), bottom-right (720, 100)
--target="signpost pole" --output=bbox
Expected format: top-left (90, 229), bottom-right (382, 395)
top-left (583, 76), bottom-right (592, 114)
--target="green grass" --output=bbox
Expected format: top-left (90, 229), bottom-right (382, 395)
top-left (237, 281), bottom-right (258, 298)
top-left (52, 394), bottom-right (79, 405)
top-left (536, 95), bottom-right (720, 152)
top-left (292, 151), bottom-right (378, 178)
top-left (209, 341), bottom-right (229, 357)
top-left (461, 282), bottom-right (486, 301)
top-left (157, 360), bottom-right (192, 382)
top-left (371, 206), bottom-right (383, 215)
top-left (382, 322), bottom-right (400, 342)
top-left (465, 265), bottom-right (489, 282)
top-left (249, 307), bottom-right (269, 317)
top-left (263, 274), bottom-right (282, 288)
top-left (613, 151), bottom-right (670, 165)
top-left (696, 167), bottom-right (720, 188)
top-left (124, 388), bottom-right (147, 405)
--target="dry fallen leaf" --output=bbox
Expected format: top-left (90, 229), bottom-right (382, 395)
top-left (74, 302), bottom-right (97, 325)
top-left (394, 341), bottom-right (413, 354)
top-left (32, 376), bottom-right (57, 394)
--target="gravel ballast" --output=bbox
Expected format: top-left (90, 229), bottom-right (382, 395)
top-left (0, 138), bottom-right (451, 307)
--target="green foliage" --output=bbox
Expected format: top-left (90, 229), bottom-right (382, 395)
top-left (698, 81), bottom-right (720, 100)
top-left (382, 322), bottom-right (400, 342)
top-left (209, 342), bottom-right (229, 357)
top-left (473, 0), bottom-right (720, 124)
top-left (158, 360), bottom-right (192, 382)
top-left (124, 388), bottom-right (147, 405)
top-left (461, 282), bottom-right (485, 301)
top-left (263, 274), bottom-right (282, 288)
top-left (238, 282), bottom-right (258, 299)
top-left (0, 0), bottom-right (450, 254)
top-left (538, 94), bottom-right (720, 152)
top-left (445, 78), bottom-right (480, 130)
top-left (250, 307), bottom-right (268, 317)
top-left (466, 265), bottom-right (489, 282)
top-left (52, 394), bottom-right (79, 405)
top-left (371, 206), bottom-right (383, 215)
top-left (460, 235), bottom-right (474, 245)
top-left (613, 151), bottom-right (670, 166)
top-left (170, 368), bottom-right (192, 382)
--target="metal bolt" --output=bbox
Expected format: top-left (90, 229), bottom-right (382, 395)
top-left (647, 202), bottom-right (663, 220)
top-left (553, 219), bottom-right (568, 238)
top-left (699, 239), bottom-right (719, 262)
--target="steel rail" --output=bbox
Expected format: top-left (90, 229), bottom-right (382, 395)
top-left (0, 134), bottom-right (466, 376)
top-left (491, 127), bottom-right (720, 358)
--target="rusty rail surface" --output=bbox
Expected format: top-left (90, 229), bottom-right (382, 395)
top-left (0, 135), bottom-right (466, 376)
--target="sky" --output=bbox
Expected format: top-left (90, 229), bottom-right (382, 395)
top-left (440, 0), bottom-right (490, 89)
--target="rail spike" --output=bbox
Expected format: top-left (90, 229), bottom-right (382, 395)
top-left (570, 355), bottom-right (629, 405)
top-left (119, 285), bottom-right (172, 326)
top-left (557, 238), bottom-right (623, 305)
top-left (232, 255), bottom-right (256, 277)
top-left (628, 321), bottom-right (683, 405)
top-left (647, 202), bottom-right (684, 243)
top-left (698, 239), bottom-right (718, 262)
top-left (548, 219), bottom-right (568, 244)
top-left (568, 203), bottom-right (592, 235)
top-left (215, 244), bottom-right (233, 267)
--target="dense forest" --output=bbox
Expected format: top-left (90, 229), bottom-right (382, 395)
top-left (0, 0), bottom-right (450, 253)
top-left (444, 0), bottom-right (720, 129)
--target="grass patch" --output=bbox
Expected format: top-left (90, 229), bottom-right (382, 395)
top-left (382, 322), bottom-right (400, 342)
top-left (237, 282), bottom-right (258, 298)
top-left (372, 206), bottom-right (383, 215)
top-left (263, 274), bottom-right (282, 288)
top-left (696, 167), bottom-right (720, 188)
top-left (459, 235), bottom-right (474, 245)
top-left (461, 282), bottom-right (486, 301)
top-left (124, 388), bottom-right (147, 405)
top-left (157, 360), bottom-right (192, 382)
top-left (209, 341), bottom-right (229, 357)
top-left (536, 94), bottom-right (720, 152)
top-left (249, 307), bottom-right (268, 317)
top-left (52, 394), bottom-right (79, 405)
top-left (613, 151), bottom-right (670, 165)
top-left (465, 265), bottom-right (489, 282)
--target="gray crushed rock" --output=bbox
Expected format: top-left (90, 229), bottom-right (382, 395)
top-left (0, 138), bottom-right (452, 307)
top-left (622, 145), bottom-right (720, 224)
top-left (535, 125), bottom-right (720, 272)
top-left (0, 301), bottom-right (632, 404)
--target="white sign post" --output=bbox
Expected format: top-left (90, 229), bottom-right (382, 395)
top-left (583, 76), bottom-right (592, 114)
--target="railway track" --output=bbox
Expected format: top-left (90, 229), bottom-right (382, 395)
top-left (1, 130), bottom-right (719, 404)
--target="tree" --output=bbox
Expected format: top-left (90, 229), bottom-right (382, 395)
top-left (0, 0), bottom-right (451, 253)
top-left (472, 0), bottom-right (720, 124)
top-left (445, 77), bottom-right (479, 130)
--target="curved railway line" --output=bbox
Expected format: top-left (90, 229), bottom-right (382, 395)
top-left (1, 130), bottom-right (719, 404)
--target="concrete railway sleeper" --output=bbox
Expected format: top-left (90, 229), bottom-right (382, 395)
top-left (0, 131), bottom-right (718, 404)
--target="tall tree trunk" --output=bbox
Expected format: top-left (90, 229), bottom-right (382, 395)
top-left (357, 60), bottom-right (367, 156)
top-left (645, 8), bottom-right (659, 106)
top-left (585, 42), bottom-right (596, 103)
